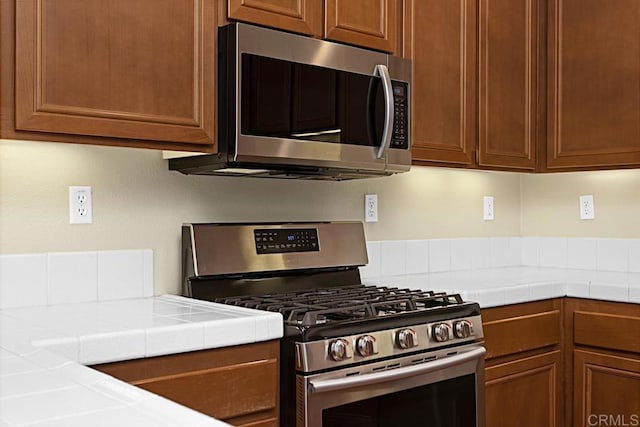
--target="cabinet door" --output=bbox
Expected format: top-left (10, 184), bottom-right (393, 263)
top-left (407, 0), bottom-right (476, 165)
top-left (574, 350), bottom-right (640, 427)
top-left (478, 0), bottom-right (538, 170)
top-left (486, 351), bottom-right (563, 427)
top-left (324, 0), bottom-right (397, 53)
top-left (227, 0), bottom-right (322, 37)
top-left (547, 0), bottom-right (640, 169)
top-left (15, 0), bottom-right (215, 148)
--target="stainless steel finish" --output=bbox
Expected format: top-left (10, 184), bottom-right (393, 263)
top-left (299, 344), bottom-right (486, 427)
top-left (186, 222), bottom-right (368, 277)
top-left (231, 24), bottom-right (411, 174)
top-left (328, 339), bottom-right (353, 362)
top-left (355, 335), bottom-right (378, 357)
top-left (395, 328), bottom-right (418, 349)
top-left (454, 320), bottom-right (474, 338)
top-left (374, 64), bottom-right (394, 160)
top-left (296, 315), bottom-right (484, 372)
top-left (432, 323), bottom-right (452, 343)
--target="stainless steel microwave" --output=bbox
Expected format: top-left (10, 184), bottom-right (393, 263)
top-left (169, 23), bottom-right (411, 180)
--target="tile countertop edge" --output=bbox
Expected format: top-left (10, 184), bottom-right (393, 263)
top-left (364, 266), bottom-right (640, 309)
top-left (0, 295), bottom-right (284, 427)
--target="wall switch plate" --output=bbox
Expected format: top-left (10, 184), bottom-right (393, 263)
top-left (69, 186), bottom-right (93, 224)
top-left (365, 194), bottom-right (378, 223)
top-left (483, 196), bottom-right (494, 221)
top-left (579, 194), bottom-right (595, 220)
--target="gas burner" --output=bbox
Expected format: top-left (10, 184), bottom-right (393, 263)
top-left (216, 285), bottom-right (465, 327)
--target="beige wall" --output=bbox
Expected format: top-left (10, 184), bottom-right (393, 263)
top-left (520, 170), bottom-right (640, 238)
top-left (0, 139), bottom-right (521, 295)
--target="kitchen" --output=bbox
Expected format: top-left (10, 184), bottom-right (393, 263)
top-left (1, 1), bottom-right (640, 426)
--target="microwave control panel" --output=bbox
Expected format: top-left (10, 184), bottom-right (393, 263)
top-left (391, 82), bottom-right (409, 149)
top-left (254, 228), bottom-right (319, 254)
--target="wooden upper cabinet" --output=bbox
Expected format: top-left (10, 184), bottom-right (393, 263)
top-left (547, 0), bottom-right (640, 169)
top-left (14, 0), bottom-right (216, 148)
top-left (324, 0), bottom-right (397, 53)
top-left (227, 0), bottom-right (323, 37)
top-left (407, 0), bottom-right (476, 165)
top-left (478, 0), bottom-right (538, 170)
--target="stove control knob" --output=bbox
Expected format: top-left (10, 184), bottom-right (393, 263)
top-left (432, 323), bottom-right (451, 343)
top-left (356, 335), bottom-right (379, 357)
top-left (328, 339), bottom-right (352, 361)
top-left (396, 328), bottom-right (418, 349)
top-left (454, 320), bottom-right (474, 339)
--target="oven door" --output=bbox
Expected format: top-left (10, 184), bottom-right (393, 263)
top-left (298, 345), bottom-right (485, 427)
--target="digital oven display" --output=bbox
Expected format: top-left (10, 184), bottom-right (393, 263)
top-left (253, 228), bottom-right (319, 254)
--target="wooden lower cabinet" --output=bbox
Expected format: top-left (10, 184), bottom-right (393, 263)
top-left (486, 351), bottom-right (563, 427)
top-left (573, 350), bottom-right (640, 427)
top-left (482, 299), bottom-right (564, 427)
top-left (93, 340), bottom-right (279, 427)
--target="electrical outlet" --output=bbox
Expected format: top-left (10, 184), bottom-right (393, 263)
top-left (365, 194), bottom-right (378, 223)
top-left (579, 195), bottom-right (595, 220)
top-left (483, 196), bottom-right (494, 221)
top-left (69, 186), bottom-right (93, 224)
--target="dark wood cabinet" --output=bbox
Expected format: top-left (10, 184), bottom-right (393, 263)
top-left (227, 0), bottom-right (322, 38)
top-left (477, 0), bottom-right (538, 170)
top-left (546, 0), bottom-right (640, 169)
top-left (8, 0), bottom-right (216, 150)
top-left (573, 350), bottom-right (640, 427)
top-left (407, 0), bottom-right (539, 170)
top-left (226, 0), bottom-right (399, 53)
top-left (565, 299), bottom-right (640, 427)
top-left (405, 0), bottom-right (476, 166)
top-left (486, 351), bottom-right (563, 427)
top-left (325, 0), bottom-right (398, 53)
top-left (93, 340), bottom-right (280, 427)
top-left (483, 299), bottom-right (564, 427)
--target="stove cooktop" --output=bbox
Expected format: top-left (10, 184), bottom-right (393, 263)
top-left (215, 284), bottom-right (465, 327)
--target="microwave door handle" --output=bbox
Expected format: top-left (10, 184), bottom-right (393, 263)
top-left (374, 64), bottom-right (394, 159)
top-left (308, 346), bottom-right (486, 394)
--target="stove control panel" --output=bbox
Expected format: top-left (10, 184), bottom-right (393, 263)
top-left (254, 228), bottom-right (319, 254)
top-left (297, 315), bottom-right (484, 373)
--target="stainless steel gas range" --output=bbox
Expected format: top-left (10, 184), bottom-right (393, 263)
top-left (182, 222), bottom-right (485, 427)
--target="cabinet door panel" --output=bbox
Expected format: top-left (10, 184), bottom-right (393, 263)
top-left (547, 0), bottom-right (640, 168)
top-left (228, 0), bottom-right (322, 37)
top-left (486, 351), bottom-right (562, 427)
top-left (408, 0), bottom-right (476, 165)
top-left (325, 0), bottom-right (397, 53)
top-left (15, 0), bottom-right (215, 147)
top-left (478, 0), bottom-right (537, 170)
top-left (574, 350), bottom-right (640, 427)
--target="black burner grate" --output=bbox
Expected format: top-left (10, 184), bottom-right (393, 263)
top-left (216, 284), bottom-right (464, 327)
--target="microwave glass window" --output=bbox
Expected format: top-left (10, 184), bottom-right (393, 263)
top-left (322, 374), bottom-right (477, 427)
top-left (241, 54), bottom-right (385, 147)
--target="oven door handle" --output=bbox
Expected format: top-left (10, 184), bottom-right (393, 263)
top-left (374, 64), bottom-right (394, 160)
top-left (308, 346), bottom-right (485, 394)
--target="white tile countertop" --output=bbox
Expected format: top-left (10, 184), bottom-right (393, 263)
top-left (365, 266), bottom-right (640, 308)
top-left (0, 295), bottom-right (283, 426)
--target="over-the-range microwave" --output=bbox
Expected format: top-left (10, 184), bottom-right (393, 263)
top-left (169, 23), bottom-right (411, 181)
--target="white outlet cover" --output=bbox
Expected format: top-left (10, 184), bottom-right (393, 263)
top-left (483, 196), bottom-right (494, 221)
top-left (365, 194), bottom-right (378, 223)
top-left (579, 195), bottom-right (595, 220)
top-left (69, 186), bottom-right (93, 224)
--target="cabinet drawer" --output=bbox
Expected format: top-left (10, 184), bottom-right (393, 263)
top-left (574, 311), bottom-right (640, 354)
top-left (483, 309), bottom-right (561, 359)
